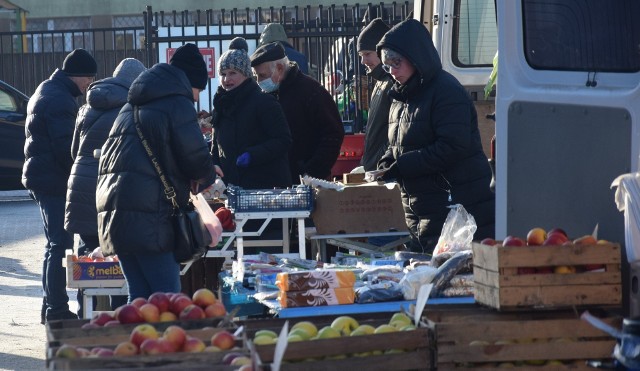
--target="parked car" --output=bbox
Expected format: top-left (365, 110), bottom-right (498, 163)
top-left (0, 80), bottom-right (29, 190)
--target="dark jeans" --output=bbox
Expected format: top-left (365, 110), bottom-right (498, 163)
top-left (118, 251), bottom-right (181, 301)
top-left (30, 191), bottom-right (74, 318)
top-left (76, 235), bottom-right (127, 316)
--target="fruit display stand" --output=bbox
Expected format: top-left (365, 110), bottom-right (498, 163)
top-left (426, 306), bottom-right (621, 369)
top-left (473, 242), bottom-right (622, 310)
top-left (244, 313), bottom-right (431, 370)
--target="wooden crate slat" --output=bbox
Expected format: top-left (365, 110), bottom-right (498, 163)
top-left (277, 350), bottom-right (431, 371)
top-left (495, 285), bottom-right (621, 308)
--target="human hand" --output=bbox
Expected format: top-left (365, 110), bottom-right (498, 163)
top-left (378, 162), bottom-right (400, 181)
top-left (214, 165), bottom-right (224, 178)
top-left (236, 152), bottom-right (251, 167)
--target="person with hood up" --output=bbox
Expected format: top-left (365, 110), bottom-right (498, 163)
top-left (96, 44), bottom-right (217, 301)
top-left (258, 23), bottom-right (309, 74)
top-left (357, 18), bottom-right (394, 171)
top-left (376, 19), bottom-right (495, 253)
top-left (65, 58), bottom-right (146, 315)
top-left (211, 41), bottom-right (292, 189)
top-left (23, 48), bottom-right (97, 323)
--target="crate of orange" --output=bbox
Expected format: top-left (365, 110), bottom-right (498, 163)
top-left (65, 255), bottom-right (125, 288)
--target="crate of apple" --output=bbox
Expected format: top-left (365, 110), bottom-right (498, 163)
top-left (473, 229), bottom-right (622, 310)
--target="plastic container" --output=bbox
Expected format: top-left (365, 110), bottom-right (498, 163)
top-left (226, 185), bottom-right (313, 213)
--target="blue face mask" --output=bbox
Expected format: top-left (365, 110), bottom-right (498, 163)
top-left (258, 78), bottom-right (279, 93)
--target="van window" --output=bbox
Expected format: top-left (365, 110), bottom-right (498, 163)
top-left (523, 0), bottom-right (640, 72)
top-left (452, 0), bottom-right (497, 67)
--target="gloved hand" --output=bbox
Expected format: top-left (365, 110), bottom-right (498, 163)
top-left (378, 162), bottom-right (400, 181)
top-left (236, 152), bottom-right (251, 167)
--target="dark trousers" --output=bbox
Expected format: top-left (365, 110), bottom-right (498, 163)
top-left (30, 191), bottom-right (74, 318)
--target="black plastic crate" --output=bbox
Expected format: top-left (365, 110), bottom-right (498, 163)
top-left (226, 185), bottom-right (314, 212)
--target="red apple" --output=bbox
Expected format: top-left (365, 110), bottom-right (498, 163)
top-left (94, 348), bottom-right (115, 357)
top-left (163, 325), bottom-right (187, 349)
top-left (543, 232), bottom-right (569, 246)
top-left (547, 228), bottom-right (568, 238)
top-left (502, 236), bottom-right (526, 247)
top-left (139, 303), bottom-right (160, 323)
top-left (210, 330), bottom-right (235, 350)
top-left (170, 295), bottom-right (193, 316)
top-left (182, 336), bottom-right (206, 353)
top-left (479, 238), bottom-right (497, 246)
top-left (204, 302), bottom-right (227, 318)
top-left (113, 341), bottom-right (138, 356)
top-left (180, 304), bottom-right (206, 321)
top-left (90, 312), bottom-right (115, 326)
top-left (222, 352), bottom-right (247, 365)
top-left (517, 267), bottom-right (537, 275)
top-left (192, 288), bottom-right (217, 308)
top-left (117, 304), bottom-right (144, 324)
top-left (130, 323), bottom-right (159, 347)
top-left (139, 338), bottom-right (164, 355)
top-left (130, 297), bottom-right (148, 309)
top-left (526, 227), bottom-right (547, 246)
top-left (159, 311), bottom-right (178, 322)
top-left (158, 337), bottom-right (179, 353)
top-left (55, 344), bottom-right (80, 359)
top-left (148, 292), bottom-right (171, 313)
top-left (81, 322), bottom-right (101, 330)
top-left (103, 320), bottom-right (121, 327)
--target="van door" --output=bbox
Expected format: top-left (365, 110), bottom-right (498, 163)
top-left (495, 0), bottom-right (640, 243)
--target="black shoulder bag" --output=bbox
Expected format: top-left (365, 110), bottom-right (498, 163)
top-left (133, 106), bottom-right (212, 263)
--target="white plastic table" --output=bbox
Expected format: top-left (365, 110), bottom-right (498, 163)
top-left (306, 228), bottom-right (411, 262)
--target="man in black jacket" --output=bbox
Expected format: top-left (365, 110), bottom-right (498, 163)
top-left (357, 18), bottom-right (393, 171)
top-left (23, 48), bottom-right (97, 323)
top-left (250, 42), bottom-right (344, 181)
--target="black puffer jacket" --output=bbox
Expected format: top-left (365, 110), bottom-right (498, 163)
top-left (65, 77), bottom-right (131, 235)
top-left (22, 69), bottom-right (82, 195)
top-left (361, 64), bottom-right (394, 171)
top-left (211, 78), bottom-right (292, 189)
top-left (96, 63), bottom-right (216, 256)
top-left (377, 19), bottom-right (495, 252)
top-left (277, 63), bottom-right (344, 180)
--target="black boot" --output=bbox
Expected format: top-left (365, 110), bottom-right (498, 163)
top-left (40, 297), bottom-right (46, 325)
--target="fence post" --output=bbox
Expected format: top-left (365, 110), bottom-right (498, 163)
top-left (144, 5), bottom-right (154, 67)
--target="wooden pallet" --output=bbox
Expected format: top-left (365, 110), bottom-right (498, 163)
top-left (473, 242), bottom-right (622, 310)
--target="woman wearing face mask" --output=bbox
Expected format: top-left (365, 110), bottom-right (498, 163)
top-left (210, 41), bottom-right (292, 190)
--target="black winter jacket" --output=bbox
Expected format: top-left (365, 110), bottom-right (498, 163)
top-left (277, 63), bottom-right (344, 180)
top-left (361, 64), bottom-right (394, 171)
top-left (22, 69), bottom-right (83, 195)
top-left (377, 19), bottom-right (495, 251)
top-left (96, 63), bottom-right (216, 256)
top-left (211, 78), bottom-right (292, 189)
top-left (65, 77), bottom-right (131, 235)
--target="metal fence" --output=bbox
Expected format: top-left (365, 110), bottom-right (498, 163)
top-left (0, 2), bottom-right (411, 128)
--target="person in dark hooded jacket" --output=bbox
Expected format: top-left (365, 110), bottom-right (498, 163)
top-left (376, 19), bottom-right (495, 253)
top-left (23, 48), bottom-right (97, 323)
top-left (96, 44), bottom-right (217, 301)
top-left (65, 58), bottom-right (146, 315)
top-left (259, 23), bottom-right (309, 74)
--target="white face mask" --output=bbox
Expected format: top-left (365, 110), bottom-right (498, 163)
top-left (258, 77), bottom-right (279, 93)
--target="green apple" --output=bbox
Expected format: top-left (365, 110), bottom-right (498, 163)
top-left (389, 312), bottom-right (412, 327)
top-left (291, 321), bottom-right (318, 338)
top-left (254, 335), bottom-right (277, 345)
top-left (374, 324), bottom-right (397, 334)
top-left (399, 324), bottom-right (416, 331)
top-left (331, 316), bottom-right (359, 336)
top-left (287, 334), bottom-right (304, 342)
top-left (254, 329), bottom-right (278, 339)
top-left (315, 326), bottom-right (341, 339)
top-left (350, 324), bottom-right (376, 336)
top-left (288, 328), bottom-right (312, 340)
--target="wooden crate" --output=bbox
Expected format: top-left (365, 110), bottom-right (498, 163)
top-left (473, 242), bottom-right (622, 310)
top-left (427, 307), bottom-right (621, 369)
top-left (245, 313), bottom-right (431, 370)
top-left (49, 351), bottom-right (244, 370)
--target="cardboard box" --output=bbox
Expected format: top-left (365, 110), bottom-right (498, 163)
top-left (311, 183), bottom-right (406, 234)
top-left (65, 256), bottom-right (125, 288)
top-left (342, 172), bottom-right (366, 184)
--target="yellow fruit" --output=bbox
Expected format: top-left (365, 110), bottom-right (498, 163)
top-left (331, 316), bottom-right (359, 336)
top-left (315, 326), bottom-right (341, 339)
top-left (389, 312), bottom-right (412, 327)
top-left (291, 321), bottom-right (318, 338)
top-left (400, 324), bottom-right (416, 331)
top-left (350, 324), bottom-right (376, 336)
top-left (254, 329), bottom-right (278, 339)
top-left (253, 335), bottom-right (277, 345)
top-left (374, 324), bottom-right (397, 334)
top-left (554, 265), bottom-right (576, 274)
top-left (288, 328), bottom-right (312, 340)
top-left (287, 334), bottom-right (304, 342)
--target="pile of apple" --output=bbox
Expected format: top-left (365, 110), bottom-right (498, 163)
top-left (252, 312), bottom-right (416, 357)
top-left (82, 288), bottom-right (227, 328)
top-left (480, 228), bottom-right (608, 274)
top-left (55, 325), bottom-right (250, 365)
top-left (71, 254), bottom-right (119, 263)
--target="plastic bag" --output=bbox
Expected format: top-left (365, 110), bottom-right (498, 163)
top-left (433, 204), bottom-right (477, 256)
top-left (191, 193), bottom-right (223, 247)
top-left (399, 266), bottom-right (438, 300)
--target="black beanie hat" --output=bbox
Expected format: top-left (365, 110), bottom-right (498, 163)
top-left (229, 37), bottom-right (249, 52)
top-left (250, 42), bottom-right (286, 67)
top-left (357, 18), bottom-right (390, 52)
top-left (61, 48), bottom-right (97, 77)
top-left (169, 43), bottom-right (209, 90)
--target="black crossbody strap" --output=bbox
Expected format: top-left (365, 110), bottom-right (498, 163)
top-left (133, 105), bottom-right (179, 209)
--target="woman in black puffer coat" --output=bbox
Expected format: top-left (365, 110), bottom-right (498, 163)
top-left (97, 44), bottom-right (217, 300)
top-left (376, 19), bottom-right (495, 253)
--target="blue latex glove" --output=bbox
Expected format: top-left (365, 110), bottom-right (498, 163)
top-left (236, 152), bottom-right (251, 167)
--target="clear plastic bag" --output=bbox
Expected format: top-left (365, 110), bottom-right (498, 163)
top-left (191, 193), bottom-right (223, 247)
top-left (432, 204), bottom-right (477, 256)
